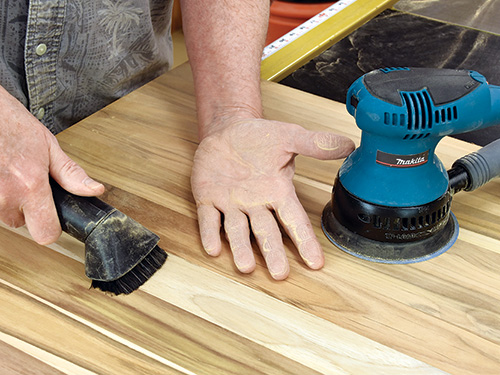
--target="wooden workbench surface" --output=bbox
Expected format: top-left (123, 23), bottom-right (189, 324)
top-left (1, 63), bottom-right (499, 375)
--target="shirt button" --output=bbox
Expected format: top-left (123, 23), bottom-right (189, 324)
top-left (35, 107), bottom-right (45, 120)
top-left (35, 43), bottom-right (47, 56)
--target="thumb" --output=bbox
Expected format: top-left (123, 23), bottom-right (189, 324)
top-left (290, 127), bottom-right (355, 160)
top-left (48, 138), bottom-right (105, 196)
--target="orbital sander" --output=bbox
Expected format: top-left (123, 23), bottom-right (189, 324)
top-left (322, 67), bottom-right (500, 263)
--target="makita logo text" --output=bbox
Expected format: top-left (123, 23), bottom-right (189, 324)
top-left (376, 150), bottom-right (429, 168)
top-left (395, 156), bottom-right (426, 166)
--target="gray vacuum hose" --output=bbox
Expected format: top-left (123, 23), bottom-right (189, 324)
top-left (452, 138), bottom-right (500, 192)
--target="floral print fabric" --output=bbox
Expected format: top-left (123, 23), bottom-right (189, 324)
top-left (0, 0), bottom-right (173, 134)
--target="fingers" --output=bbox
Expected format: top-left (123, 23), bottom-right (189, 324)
top-left (289, 126), bottom-right (355, 160)
top-left (198, 204), bottom-right (257, 274)
top-left (24, 135), bottom-right (103, 245)
top-left (0, 207), bottom-right (25, 229)
top-left (23, 200), bottom-right (62, 245)
top-left (197, 204), bottom-right (290, 279)
top-left (247, 208), bottom-right (289, 280)
top-left (1, 193), bottom-right (61, 245)
top-left (197, 204), bottom-right (222, 256)
top-left (0, 89), bottom-right (101, 245)
top-left (47, 137), bottom-right (105, 197)
top-left (0, 165), bottom-right (61, 244)
top-left (223, 210), bottom-right (256, 274)
top-left (22, 183), bottom-right (62, 245)
top-left (190, 121), bottom-right (346, 279)
top-left (275, 197), bottom-right (324, 270)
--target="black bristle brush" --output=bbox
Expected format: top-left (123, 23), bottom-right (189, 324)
top-left (50, 179), bottom-right (167, 295)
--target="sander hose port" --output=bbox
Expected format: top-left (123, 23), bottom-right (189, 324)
top-left (448, 138), bottom-right (500, 194)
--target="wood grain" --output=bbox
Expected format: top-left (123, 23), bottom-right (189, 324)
top-left (0, 338), bottom-right (67, 375)
top-left (1, 63), bottom-right (499, 374)
top-left (0, 226), bottom-right (323, 375)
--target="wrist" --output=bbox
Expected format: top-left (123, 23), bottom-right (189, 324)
top-left (197, 103), bottom-right (263, 140)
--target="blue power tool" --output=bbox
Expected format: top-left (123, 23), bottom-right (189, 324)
top-left (322, 67), bottom-right (500, 263)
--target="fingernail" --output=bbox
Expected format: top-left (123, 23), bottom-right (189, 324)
top-left (265, 246), bottom-right (289, 280)
top-left (204, 246), bottom-right (219, 256)
top-left (270, 264), bottom-right (289, 280)
top-left (201, 236), bottom-right (221, 257)
top-left (234, 248), bottom-right (256, 273)
top-left (301, 243), bottom-right (325, 270)
top-left (304, 253), bottom-right (324, 269)
top-left (83, 177), bottom-right (103, 190)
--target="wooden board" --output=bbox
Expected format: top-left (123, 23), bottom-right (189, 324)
top-left (1, 63), bottom-right (499, 374)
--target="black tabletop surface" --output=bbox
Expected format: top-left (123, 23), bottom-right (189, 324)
top-left (280, 9), bottom-right (500, 146)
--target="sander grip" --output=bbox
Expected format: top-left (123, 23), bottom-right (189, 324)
top-left (452, 138), bottom-right (500, 191)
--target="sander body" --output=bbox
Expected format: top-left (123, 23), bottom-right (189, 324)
top-left (322, 67), bottom-right (500, 263)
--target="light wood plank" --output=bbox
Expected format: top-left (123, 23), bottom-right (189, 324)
top-left (51, 63), bottom-right (500, 374)
top-left (0, 62), bottom-right (498, 375)
top-left (0, 226), bottom-right (325, 375)
top-left (1, 224), bottom-right (445, 375)
top-left (0, 337), bottom-right (69, 375)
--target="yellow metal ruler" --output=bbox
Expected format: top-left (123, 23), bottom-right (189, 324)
top-left (261, 0), bottom-right (399, 82)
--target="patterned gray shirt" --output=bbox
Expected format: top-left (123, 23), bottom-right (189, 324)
top-left (0, 0), bottom-right (174, 134)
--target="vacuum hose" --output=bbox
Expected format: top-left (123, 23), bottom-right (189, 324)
top-left (449, 138), bottom-right (500, 194)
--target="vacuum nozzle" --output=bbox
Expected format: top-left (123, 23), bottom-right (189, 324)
top-left (51, 179), bottom-right (167, 294)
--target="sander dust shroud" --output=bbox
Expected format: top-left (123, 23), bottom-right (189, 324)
top-left (322, 67), bottom-right (500, 264)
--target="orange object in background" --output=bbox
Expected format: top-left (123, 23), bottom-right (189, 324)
top-left (266, 1), bottom-right (337, 45)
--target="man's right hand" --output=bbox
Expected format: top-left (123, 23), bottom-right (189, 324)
top-left (0, 85), bottom-right (105, 244)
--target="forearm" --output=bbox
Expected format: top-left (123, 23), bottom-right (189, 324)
top-left (180, 0), bottom-right (270, 138)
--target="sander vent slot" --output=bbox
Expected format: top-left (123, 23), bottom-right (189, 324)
top-left (380, 67), bottom-right (411, 73)
top-left (402, 91), bottom-right (434, 131)
top-left (434, 106), bottom-right (458, 124)
top-left (400, 91), bottom-right (458, 132)
top-left (384, 112), bottom-right (406, 126)
top-left (363, 201), bottom-right (451, 233)
top-left (403, 133), bottom-right (430, 140)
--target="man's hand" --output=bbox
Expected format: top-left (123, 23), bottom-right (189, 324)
top-left (182, 0), bottom-right (354, 278)
top-left (191, 118), bottom-right (355, 280)
top-left (0, 86), bottom-right (104, 244)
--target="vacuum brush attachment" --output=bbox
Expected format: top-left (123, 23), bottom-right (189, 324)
top-left (322, 138), bottom-right (500, 263)
top-left (51, 179), bottom-right (167, 294)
